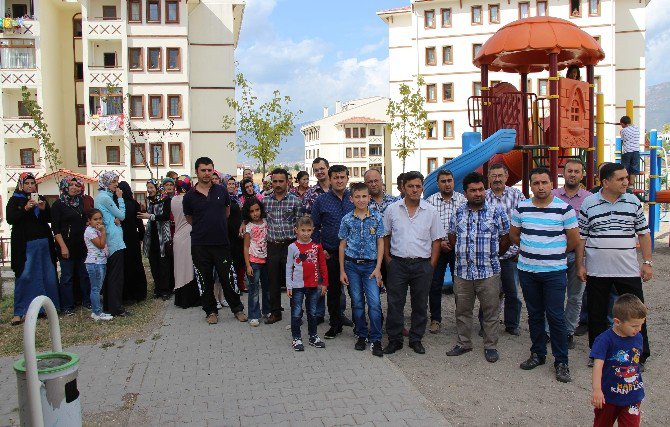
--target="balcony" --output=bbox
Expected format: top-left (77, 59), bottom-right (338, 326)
top-left (90, 164), bottom-right (128, 181)
top-left (4, 164), bottom-right (45, 185)
top-left (87, 67), bottom-right (124, 86)
top-left (0, 69), bottom-right (40, 87)
top-left (87, 115), bottom-right (124, 136)
top-left (85, 18), bottom-right (126, 40)
top-left (0, 19), bottom-right (39, 38)
top-left (2, 118), bottom-right (37, 138)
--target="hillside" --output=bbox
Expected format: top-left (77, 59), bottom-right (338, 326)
top-left (646, 82), bottom-right (670, 131)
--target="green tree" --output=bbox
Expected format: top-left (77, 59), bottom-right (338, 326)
top-left (387, 76), bottom-right (430, 173)
top-left (20, 86), bottom-right (62, 174)
top-left (223, 73), bottom-right (302, 176)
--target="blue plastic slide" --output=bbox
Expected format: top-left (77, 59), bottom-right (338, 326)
top-left (423, 129), bottom-right (517, 197)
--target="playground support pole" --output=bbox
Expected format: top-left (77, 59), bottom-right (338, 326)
top-left (649, 129), bottom-right (659, 249)
top-left (596, 93), bottom-right (605, 169)
top-left (521, 73), bottom-right (530, 197)
top-left (626, 99), bottom-right (634, 122)
top-left (481, 64), bottom-right (490, 177)
top-left (548, 52), bottom-right (559, 188)
top-left (586, 65), bottom-right (595, 189)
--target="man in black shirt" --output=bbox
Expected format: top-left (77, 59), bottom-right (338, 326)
top-left (183, 157), bottom-right (247, 324)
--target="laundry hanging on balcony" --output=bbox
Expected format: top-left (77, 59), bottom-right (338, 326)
top-left (97, 115), bottom-right (124, 132)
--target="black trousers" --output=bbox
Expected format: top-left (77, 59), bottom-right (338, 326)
top-left (267, 241), bottom-right (290, 316)
top-left (386, 258), bottom-right (433, 343)
top-left (325, 249), bottom-right (342, 329)
top-left (192, 245), bottom-right (243, 316)
top-left (148, 244), bottom-right (173, 297)
top-left (103, 249), bottom-right (125, 315)
top-left (587, 275), bottom-right (650, 362)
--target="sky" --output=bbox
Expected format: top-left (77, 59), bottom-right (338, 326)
top-left (236, 0), bottom-right (667, 131)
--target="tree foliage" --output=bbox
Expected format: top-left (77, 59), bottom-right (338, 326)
top-left (223, 73), bottom-right (302, 176)
top-left (20, 86), bottom-right (62, 175)
top-left (387, 76), bottom-right (430, 173)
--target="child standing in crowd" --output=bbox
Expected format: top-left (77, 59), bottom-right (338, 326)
top-left (84, 209), bottom-right (112, 321)
top-left (243, 198), bottom-right (269, 326)
top-left (591, 294), bottom-right (646, 427)
top-left (338, 182), bottom-right (385, 357)
top-left (286, 216), bottom-right (328, 351)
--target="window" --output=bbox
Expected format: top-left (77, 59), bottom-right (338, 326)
top-left (169, 143), bottom-right (183, 165)
top-left (131, 143), bottom-right (145, 166)
top-left (442, 46), bottom-right (453, 65)
top-left (537, 1), bottom-right (548, 16)
top-left (443, 83), bottom-right (454, 102)
top-left (519, 2), bottom-right (530, 19)
top-left (353, 147), bottom-right (359, 157)
top-left (489, 4), bottom-right (500, 23)
top-left (370, 145), bottom-right (382, 156)
top-left (473, 81), bottom-right (482, 96)
top-left (17, 101), bottom-right (30, 118)
top-left (427, 121), bottom-right (437, 139)
top-left (20, 148), bottom-right (34, 166)
top-left (353, 168), bottom-right (360, 178)
top-left (74, 62), bottom-right (83, 80)
top-left (346, 148), bottom-right (352, 158)
top-left (369, 163), bottom-right (382, 172)
top-left (443, 120), bottom-right (454, 139)
top-left (369, 128), bottom-right (376, 136)
top-left (147, 0), bottom-right (161, 22)
top-left (130, 95), bottom-right (144, 118)
top-left (538, 79), bottom-right (548, 97)
top-left (106, 146), bottom-right (121, 164)
top-left (471, 5), bottom-right (482, 25)
top-left (103, 52), bottom-right (117, 68)
top-left (129, 48), bottom-right (142, 70)
top-left (167, 95), bottom-right (181, 118)
top-left (443, 157), bottom-right (454, 164)
top-left (570, 0), bottom-right (581, 17)
top-left (473, 44), bottom-right (482, 60)
top-left (424, 10), bottom-right (435, 29)
top-left (360, 147), bottom-right (366, 157)
top-left (441, 8), bottom-right (452, 27)
top-left (360, 127), bottom-right (366, 138)
top-left (593, 35), bottom-right (601, 45)
top-left (12, 4), bottom-right (27, 17)
top-left (134, 192), bottom-right (147, 208)
top-left (147, 48), bottom-right (161, 71)
top-left (0, 39), bottom-right (36, 69)
top-left (89, 87), bottom-right (123, 116)
top-left (166, 0), bottom-right (179, 23)
top-left (425, 47), bottom-right (436, 66)
top-left (150, 143), bottom-right (164, 166)
top-left (128, 0), bottom-right (141, 22)
top-left (352, 127), bottom-right (360, 138)
top-left (427, 158), bottom-right (438, 173)
top-left (594, 76), bottom-right (602, 92)
top-left (73, 19), bottom-right (82, 37)
top-left (76, 104), bottom-right (85, 124)
top-left (77, 147), bottom-right (86, 167)
top-left (426, 84), bottom-right (437, 102)
top-left (166, 48), bottom-right (180, 70)
top-left (589, 0), bottom-right (600, 16)
top-left (149, 95), bottom-right (162, 118)
top-left (345, 128), bottom-right (351, 138)
top-left (102, 5), bottom-right (117, 19)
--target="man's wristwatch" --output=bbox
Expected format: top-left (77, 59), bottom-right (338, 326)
top-left (642, 260), bottom-right (653, 267)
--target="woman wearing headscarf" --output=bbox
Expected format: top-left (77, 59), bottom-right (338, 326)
top-left (225, 175), bottom-right (246, 292)
top-left (211, 170), bottom-right (222, 185)
top-left (172, 175), bottom-right (201, 308)
top-left (51, 177), bottom-right (90, 315)
top-left (114, 181), bottom-right (147, 303)
top-left (239, 178), bottom-right (263, 206)
top-left (6, 172), bottom-right (59, 325)
top-left (94, 171), bottom-right (128, 317)
top-left (139, 178), bottom-right (175, 300)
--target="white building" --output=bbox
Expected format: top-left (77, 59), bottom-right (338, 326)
top-left (1, 0), bottom-right (243, 228)
top-left (302, 97), bottom-right (392, 185)
top-left (379, 0), bottom-right (647, 179)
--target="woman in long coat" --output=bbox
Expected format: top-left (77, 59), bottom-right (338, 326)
top-left (114, 181), bottom-right (147, 303)
top-left (172, 176), bottom-right (200, 308)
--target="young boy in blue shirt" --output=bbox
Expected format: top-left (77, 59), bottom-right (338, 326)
top-left (338, 183), bottom-right (385, 357)
top-left (590, 294), bottom-right (646, 427)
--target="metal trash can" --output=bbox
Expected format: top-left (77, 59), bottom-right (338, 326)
top-left (14, 352), bottom-right (81, 427)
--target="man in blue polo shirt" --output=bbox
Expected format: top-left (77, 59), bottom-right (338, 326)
top-left (183, 157), bottom-right (247, 325)
top-left (510, 167), bottom-right (580, 383)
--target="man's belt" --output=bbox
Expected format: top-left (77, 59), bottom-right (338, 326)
top-left (391, 255), bottom-right (430, 264)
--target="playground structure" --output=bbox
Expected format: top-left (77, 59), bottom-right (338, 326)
top-left (423, 16), bottom-right (669, 246)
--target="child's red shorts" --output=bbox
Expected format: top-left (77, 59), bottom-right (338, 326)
top-left (594, 402), bottom-right (641, 427)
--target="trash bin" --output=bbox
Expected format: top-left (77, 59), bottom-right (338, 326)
top-left (14, 352), bottom-right (82, 427)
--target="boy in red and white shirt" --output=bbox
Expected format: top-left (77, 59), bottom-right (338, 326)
top-left (286, 216), bottom-right (328, 351)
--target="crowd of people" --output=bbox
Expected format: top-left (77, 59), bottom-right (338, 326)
top-left (6, 151), bottom-right (652, 425)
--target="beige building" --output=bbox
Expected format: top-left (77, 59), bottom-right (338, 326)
top-left (302, 97), bottom-right (392, 185)
top-left (379, 0), bottom-right (647, 179)
top-left (1, 0), bottom-right (243, 231)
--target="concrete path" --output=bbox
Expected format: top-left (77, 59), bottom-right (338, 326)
top-left (0, 296), bottom-right (448, 426)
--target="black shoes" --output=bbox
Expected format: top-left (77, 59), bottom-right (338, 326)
top-left (355, 337), bottom-right (367, 351)
top-left (574, 323), bottom-right (588, 336)
top-left (505, 326), bottom-right (520, 336)
top-left (588, 357), bottom-right (594, 368)
top-left (324, 327), bottom-right (342, 339)
top-left (555, 363), bottom-right (572, 383)
top-left (446, 345), bottom-right (473, 357)
top-left (371, 341), bottom-right (383, 357)
top-left (409, 341), bottom-right (425, 354)
top-left (309, 335), bottom-right (326, 348)
top-left (567, 334), bottom-right (575, 350)
top-left (520, 353), bottom-right (546, 370)
top-left (485, 349), bottom-right (500, 363)
top-left (383, 340), bottom-right (403, 354)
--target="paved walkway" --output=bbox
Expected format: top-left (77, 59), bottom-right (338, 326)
top-left (0, 297), bottom-right (448, 426)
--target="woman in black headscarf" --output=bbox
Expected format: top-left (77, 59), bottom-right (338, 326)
top-left (114, 181), bottom-right (148, 303)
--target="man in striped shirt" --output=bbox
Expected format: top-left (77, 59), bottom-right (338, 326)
top-left (510, 167), bottom-right (580, 383)
top-left (576, 162), bottom-right (653, 370)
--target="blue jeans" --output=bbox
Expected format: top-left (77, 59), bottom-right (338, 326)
top-left (86, 263), bottom-right (106, 316)
top-left (345, 261), bottom-right (383, 342)
top-left (290, 287), bottom-right (320, 340)
top-left (247, 262), bottom-right (268, 320)
top-left (519, 269), bottom-right (568, 366)
top-left (429, 251), bottom-right (454, 323)
top-left (59, 256), bottom-right (91, 311)
top-left (500, 258), bottom-right (522, 330)
top-left (564, 253), bottom-right (585, 335)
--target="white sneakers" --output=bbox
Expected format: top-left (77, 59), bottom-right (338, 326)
top-left (91, 312), bottom-right (113, 321)
top-left (249, 319), bottom-right (260, 327)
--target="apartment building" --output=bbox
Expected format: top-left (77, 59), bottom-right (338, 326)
top-left (379, 0), bottom-right (646, 180)
top-left (302, 97), bottom-right (392, 186)
top-left (0, 0), bottom-right (243, 231)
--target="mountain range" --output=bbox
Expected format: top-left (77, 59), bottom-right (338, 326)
top-left (646, 82), bottom-right (670, 131)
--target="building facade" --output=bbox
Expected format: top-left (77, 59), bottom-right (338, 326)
top-left (379, 0), bottom-right (646, 181)
top-left (302, 97), bottom-right (392, 185)
top-left (1, 0), bottom-right (243, 232)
